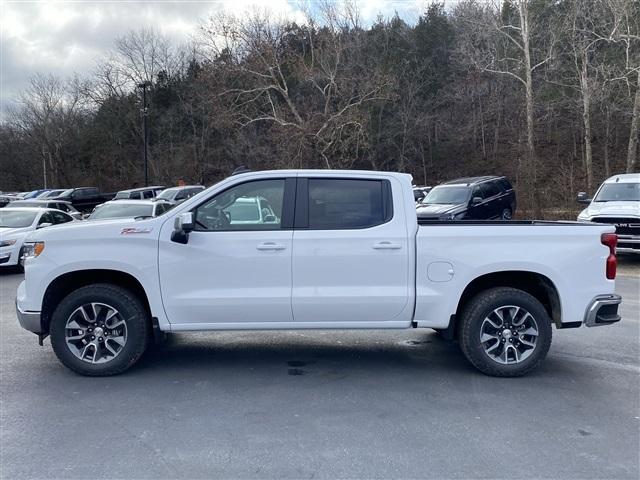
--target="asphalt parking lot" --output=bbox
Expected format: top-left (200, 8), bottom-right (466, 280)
top-left (1, 259), bottom-right (638, 479)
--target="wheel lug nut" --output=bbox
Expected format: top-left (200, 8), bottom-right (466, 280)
top-left (99, 337), bottom-right (103, 342)
top-left (91, 335), bottom-right (95, 340)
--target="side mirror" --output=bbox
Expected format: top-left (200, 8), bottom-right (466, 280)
top-left (264, 214), bottom-right (276, 223)
top-left (38, 222), bottom-right (53, 229)
top-left (171, 212), bottom-right (194, 244)
top-left (471, 196), bottom-right (483, 205)
top-left (577, 192), bottom-right (591, 204)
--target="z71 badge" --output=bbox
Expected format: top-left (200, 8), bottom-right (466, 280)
top-left (120, 227), bottom-right (153, 235)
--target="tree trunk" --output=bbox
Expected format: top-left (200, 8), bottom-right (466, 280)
top-left (604, 106), bottom-right (611, 178)
top-left (626, 69), bottom-right (640, 173)
top-left (580, 51), bottom-right (593, 190)
top-left (519, 1), bottom-right (541, 217)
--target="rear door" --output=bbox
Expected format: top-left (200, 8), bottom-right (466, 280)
top-left (291, 176), bottom-right (412, 326)
top-left (482, 181), bottom-right (503, 218)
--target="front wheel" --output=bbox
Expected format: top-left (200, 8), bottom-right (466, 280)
top-left (458, 287), bottom-right (552, 377)
top-left (50, 284), bottom-right (150, 376)
top-left (501, 208), bottom-right (512, 220)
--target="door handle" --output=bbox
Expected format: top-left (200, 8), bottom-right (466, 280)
top-left (373, 241), bottom-right (402, 250)
top-left (256, 242), bottom-right (286, 251)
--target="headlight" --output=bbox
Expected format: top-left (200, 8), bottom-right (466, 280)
top-left (0, 239), bottom-right (17, 248)
top-left (577, 211), bottom-right (591, 221)
top-left (21, 241), bottom-right (45, 260)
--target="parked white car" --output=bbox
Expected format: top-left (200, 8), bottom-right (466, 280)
top-left (578, 173), bottom-right (640, 254)
top-left (88, 199), bottom-right (174, 221)
top-left (17, 170), bottom-right (621, 377)
top-left (0, 208), bottom-right (75, 269)
top-left (9, 199), bottom-right (83, 220)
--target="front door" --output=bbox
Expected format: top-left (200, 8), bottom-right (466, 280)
top-left (291, 177), bottom-right (412, 326)
top-left (158, 178), bottom-right (295, 327)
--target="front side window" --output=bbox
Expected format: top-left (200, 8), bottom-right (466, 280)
top-left (51, 211), bottom-right (73, 224)
top-left (307, 179), bottom-right (388, 229)
top-left (38, 212), bottom-right (54, 225)
top-left (194, 180), bottom-right (284, 231)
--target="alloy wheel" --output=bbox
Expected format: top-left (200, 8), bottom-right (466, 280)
top-left (480, 305), bottom-right (539, 364)
top-left (64, 302), bottom-right (128, 364)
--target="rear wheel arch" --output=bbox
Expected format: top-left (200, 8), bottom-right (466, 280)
top-left (453, 271), bottom-right (561, 332)
top-left (41, 269), bottom-right (152, 334)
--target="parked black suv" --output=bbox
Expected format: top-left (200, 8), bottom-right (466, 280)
top-left (416, 176), bottom-right (516, 220)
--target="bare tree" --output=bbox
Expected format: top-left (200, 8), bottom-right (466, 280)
top-left (199, 4), bottom-right (390, 168)
top-left (456, 0), bottom-right (554, 214)
top-left (10, 74), bottom-right (84, 187)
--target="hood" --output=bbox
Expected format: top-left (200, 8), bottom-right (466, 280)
top-left (0, 226), bottom-right (34, 239)
top-left (416, 203), bottom-right (463, 216)
top-left (580, 201), bottom-right (640, 219)
top-left (26, 216), bottom-right (161, 244)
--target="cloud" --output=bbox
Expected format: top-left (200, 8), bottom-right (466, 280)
top-left (0, 0), bottom-right (431, 120)
top-left (0, 0), bottom-right (306, 119)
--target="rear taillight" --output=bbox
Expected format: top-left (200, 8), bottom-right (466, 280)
top-left (601, 233), bottom-right (617, 280)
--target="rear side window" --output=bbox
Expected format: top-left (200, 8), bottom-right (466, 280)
top-left (306, 179), bottom-right (391, 230)
top-left (498, 178), bottom-right (512, 191)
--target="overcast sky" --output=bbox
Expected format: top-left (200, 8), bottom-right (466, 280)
top-left (0, 1), bottom-right (428, 119)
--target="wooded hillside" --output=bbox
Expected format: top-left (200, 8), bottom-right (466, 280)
top-left (1, 0), bottom-right (638, 213)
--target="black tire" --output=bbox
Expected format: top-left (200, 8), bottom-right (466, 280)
top-left (458, 287), bottom-right (552, 377)
top-left (501, 208), bottom-right (512, 220)
top-left (50, 283), bottom-right (150, 376)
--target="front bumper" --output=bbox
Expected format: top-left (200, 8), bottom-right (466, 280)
top-left (617, 235), bottom-right (640, 254)
top-left (16, 300), bottom-right (42, 333)
top-left (584, 294), bottom-right (622, 327)
top-left (16, 280), bottom-right (42, 333)
top-left (0, 244), bottom-right (21, 266)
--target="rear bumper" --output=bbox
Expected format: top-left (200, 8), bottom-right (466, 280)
top-left (584, 294), bottom-right (622, 327)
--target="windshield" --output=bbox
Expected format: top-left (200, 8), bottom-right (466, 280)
top-left (594, 183), bottom-right (640, 202)
top-left (156, 188), bottom-right (177, 200)
top-left (88, 204), bottom-right (153, 220)
top-left (58, 189), bottom-right (74, 198)
top-left (422, 186), bottom-right (470, 205)
top-left (114, 192), bottom-right (130, 199)
top-left (38, 190), bottom-right (61, 198)
top-left (0, 211), bottom-right (38, 228)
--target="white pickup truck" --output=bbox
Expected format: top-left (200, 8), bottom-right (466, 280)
top-left (16, 170), bottom-right (622, 377)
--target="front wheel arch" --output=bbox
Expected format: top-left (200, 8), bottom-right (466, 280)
top-left (41, 269), bottom-right (152, 335)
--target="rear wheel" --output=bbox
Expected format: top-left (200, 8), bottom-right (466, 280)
top-left (50, 284), bottom-right (150, 376)
top-left (458, 287), bottom-right (552, 377)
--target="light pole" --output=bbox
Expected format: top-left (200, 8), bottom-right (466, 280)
top-left (137, 81), bottom-right (152, 186)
